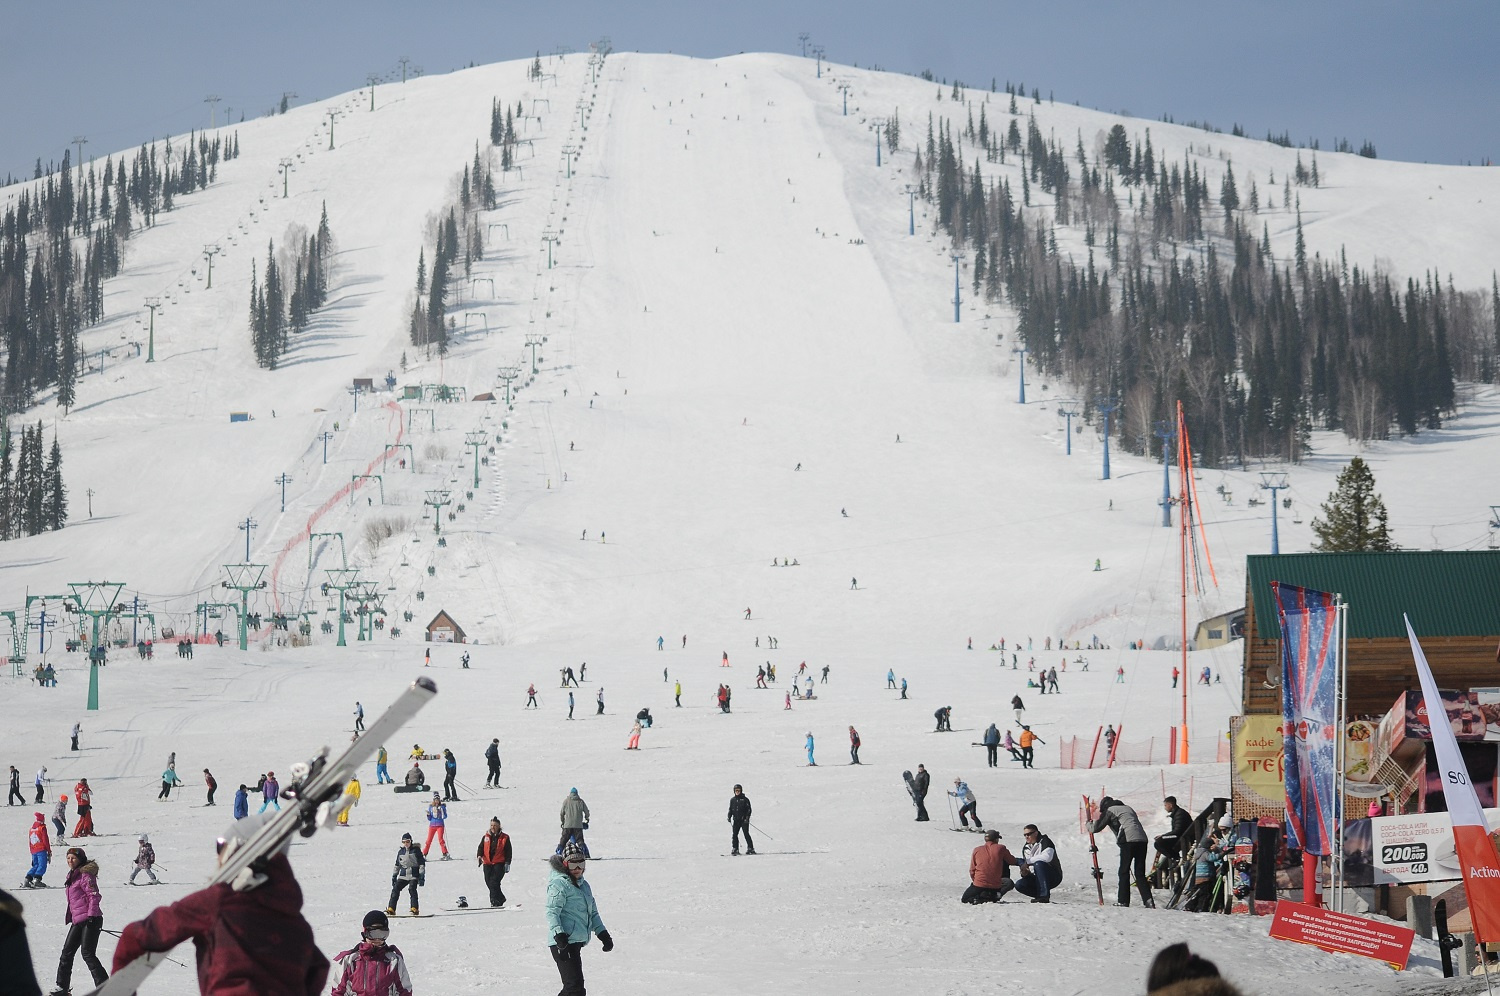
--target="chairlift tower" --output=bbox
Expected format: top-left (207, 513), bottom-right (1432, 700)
top-left (950, 251), bottom-right (966, 323)
top-left (237, 516), bottom-right (258, 561)
top-left (274, 473), bottom-right (293, 513)
top-left (1013, 346), bottom-right (1028, 404)
top-left (465, 430), bottom-right (488, 488)
top-left (905, 185), bottom-right (916, 236)
top-left (66, 582), bottom-right (124, 711)
top-left (278, 158), bottom-right (295, 198)
top-left (202, 245), bottom-right (221, 289)
top-left (812, 46), bottom-right (824, 78)
top-left (525, 332), bottom-right (544, 374)
top-left (497, 365), bottom-right (520, 408)
top-left (1155, 420), bottom-right (1178, 527)
top-left (220, 564), bottom-right (267, 651)
top-left (424, 489), bottom-right (453, 536)
top-left (837, 82), bottom-right (851, 116)
top-left (1096, 398), bottom-right (1121, 480)
top-left (144, 297), bottom-right (162, 362)
top-left (1259, 473), bottom-right (1290, 554)
top-left (541, 231), bottom-right (560, 270)
top-left (1057, 405), bottom-right (1078, 455)
top-left (323, 568), bottom-right (363, 648)
top-left (871, 118), bottom-right (886, 167)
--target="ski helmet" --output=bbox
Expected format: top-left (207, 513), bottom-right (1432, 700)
top-left (362, 909), bottom-right (390, 933)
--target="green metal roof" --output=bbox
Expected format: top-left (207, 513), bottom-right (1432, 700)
top-left (1247, 551), bottom-right (1500, 639)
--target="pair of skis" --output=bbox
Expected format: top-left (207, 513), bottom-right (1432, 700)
top-left (1082, 794), bottom-right (1105, 905)
top-left (86, 677), bottom-right (439, 996)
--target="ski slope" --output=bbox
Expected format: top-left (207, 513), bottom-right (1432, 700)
top-left (3, 50), bottom-right (1498, 994)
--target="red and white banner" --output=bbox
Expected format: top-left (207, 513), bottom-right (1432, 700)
top-left (1268, 900), bottom-right (1415, 969)
top-left (1406, 615), bottom-right (1500, 944)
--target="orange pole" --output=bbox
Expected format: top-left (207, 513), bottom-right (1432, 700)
top-left (1178, 402), bottom-right (1190, 763)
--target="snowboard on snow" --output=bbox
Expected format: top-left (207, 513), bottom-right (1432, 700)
top-left (84, 676), bottom-right (439, 996)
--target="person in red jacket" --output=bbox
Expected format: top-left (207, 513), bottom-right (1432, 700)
top-left (962, 830), bottom-right (1019, 904)
top-left (111, 815), bottom-right (330, 996)
top-left (24, 813), bottom-right (51, 888)
top-left (330, 910), bottom-right (413, 996)
top-left (476, 818), bottom-right (513, 908)
top-left (72, 780), bottom-right (94, 838)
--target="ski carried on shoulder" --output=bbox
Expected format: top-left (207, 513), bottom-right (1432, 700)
top-left (85, 676), bottom-right (439, 996)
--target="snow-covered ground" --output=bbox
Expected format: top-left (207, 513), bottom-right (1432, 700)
top-left (4, 51), bottom-right (1498, 994)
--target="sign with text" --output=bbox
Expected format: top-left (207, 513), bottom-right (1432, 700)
top-left (1231, 714), bottom-right (1286, 820)
top-left (1367, 808), bottom-right (1500, 884)
top-left (1267, 900), bottom-right (1415, 970)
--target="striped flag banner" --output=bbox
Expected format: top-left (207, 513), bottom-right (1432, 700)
top-left (1405, 615), bottom-right (1500, 945)
top-left (1271, 582), bottom-right (1340, 855)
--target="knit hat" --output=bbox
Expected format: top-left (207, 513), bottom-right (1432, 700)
top-left (561, 840), bottom-right (586, 865)
top-left (363, 909), bottom-right (390, 932)
top-left (401, 832), bottom-right (413, 842)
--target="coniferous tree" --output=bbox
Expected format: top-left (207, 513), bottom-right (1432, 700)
top-left (1310, 457), bottom-right (1395, 551)
top-left (44, 433), bottom-right (65, 530)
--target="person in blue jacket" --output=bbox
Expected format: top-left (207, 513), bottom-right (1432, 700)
top-left (232, 785), bottom-right (249, 820)
top-left (805, 732), bottom-right (816, 766)
top-left (546, 841), bottom-right (612, 996)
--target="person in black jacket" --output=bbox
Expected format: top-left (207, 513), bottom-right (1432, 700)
top-left (442, 750), bottom-right (459, 802)
top-left (484, 739), bottom-right (502, 788)
top-left (1155, 796), bottom-right (1193, 858)
top-left (727, 785), bottom-right (754, 855)
top-left (0, 886), bottom-right (42, 995)
top-left (7, 766), bottom-right (24, 807)
top-left (911, 764), bottom-right (931, 821)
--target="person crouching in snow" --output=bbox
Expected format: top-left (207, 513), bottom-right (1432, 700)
top-left (330, 910), bottom-right (412, 996)
top-left (114, 815), bottom-right (327, 993)
top-left (961, 830), bottom-right (1018, 904)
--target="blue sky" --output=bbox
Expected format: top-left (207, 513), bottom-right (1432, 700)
top-left (2, 0), bottom-right (1495, 180)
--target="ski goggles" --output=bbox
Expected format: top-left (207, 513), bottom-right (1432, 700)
top-left (364, 928), bottom-right (390, 942)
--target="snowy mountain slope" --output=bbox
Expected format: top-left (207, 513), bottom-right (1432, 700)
top-left (0, 51), bottom-right (1496, 994)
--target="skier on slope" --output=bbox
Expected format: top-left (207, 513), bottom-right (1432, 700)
top-left (526, 684), bottom-right (539, 709)
top-left (557, 788), bottom-right (591, 856)
top-left (485, 739), bottom-right (502, 787)
top-left (848, 727), bottom-right (862, 764)
top-left (441, 749), bottom-right (459, 802)
top-left (23, 812), bottom-right (51, 889)
top-left (386, 832), bottom-right (426, 916)
top-left (805, 732), bottom-right (816, 766)
top-left (52, 846), bottom-right (108, 993)
top-left (727, 784), bottom-right (755, 855)
top-left (72, 780), bottom-right (94, 838)
top-left (330, 910), bottom-right (412, 996)
top-left (949, 778), bottom-right (982, 829)
top-left (476, 818), bottom-right (512, 908)
top-left (158, 762), bottom-right (184, 801)
top-left (1092, 796), bottom-right (1154, 908)
top-left (423, 793), bottom-right (450, 859)
top-left (51, 795), bottom-right (68, 842)
top-left (128, 833), bottom-right (160, 886)
top-left (375, 746), bottom-right (392, 785)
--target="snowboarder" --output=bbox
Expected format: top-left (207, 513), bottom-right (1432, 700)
top-left (387, 833), bottom-right (426, 916)
top-left (338, 778), bottom-right (361, 827)
top-left (744, 607), bottom-right (752, 620)
top-left (950, 778), bottom-right (982, 828)
top-left (848, 726), bottom-right (862, 764)
top-left (911, 764), bottom-right (931, 821)
top-left (485, 739), bottom-right (502, 787)
top-left (354, 702), bottom-right (365, 733)
top-left (886, 669), bottom-right (896, 689)
top-left (728, 785), bottom-right (754, 855)
top-left (961, 830), bottom-right (1017, 903)
top-left (259, 771), bottom-right (281, 813)
top-left (546, 841), bottom-right (613, 996)
top-left (24, 812), bottom-right (51, 888)
top-left (423, 793), bottom-right (450, 858)
top-left (52, 846), bottom-right (107, 992)
top-left (1012, 694), bottom-right (1025, 725)
top-left (476, 818), bottom-right (512, 907)
top-left (330, 910), bottom-right (412, 996)
top-left (1092, 796), bottom-right (1154, 907)
top-left (375, 746), bottom-right (392, 784)
top-left (1018, 726), bottom-right (1043, 768)
top-left (402, 764), bottom-right (426, 793)
top-left (233, 785), bottom-right (249, 820)
top-left (557, 788), bottom-right (590, 856)
top-left (460, 652), bottom-right (470, 669)
top-left (1015, 824), bottom-right (1063, 903)
top-left (203, 769), bottom-right (218, 806)
top-left (128, 834), bottom-right (159, 885)
top-left (850, 577), bottom-right (857, 589)
top-left (441, 749), bottom-right (459, 801)
top-left (111, 816), bottom-right (327, 992)
top-left (6, 766), bottom-right (22, 806)
top-left (158, 762), bottom-right (183, 800)
top-left (626, 721), bottom-right (642, 750)
top-left (982, 723), bottom-right (1000, 767)
top-left (526, 684), bottom-right (539, 708)
top-left (805, 732), bottom-right (816, 766)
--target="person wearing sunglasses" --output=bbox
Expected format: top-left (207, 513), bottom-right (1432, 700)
top-left (1015, 825), bottom-right (1064, 903)
top-left (330, 910), bottom-right (413, 996)
top-left (111, 814), bottom-right (329, 994)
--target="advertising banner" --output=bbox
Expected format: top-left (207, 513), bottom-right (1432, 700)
top-left (1267, 900), bottom-right (1415, 969)
top-left (1405, 617), bottom-right (1500, 945)
top-left (1353, 809), bottom-right (1500, 884)
top-left (1271, 582), bottom-right (1340, 855)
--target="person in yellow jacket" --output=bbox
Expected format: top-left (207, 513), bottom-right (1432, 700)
top-left (338, 777), bottom-right (362, 826)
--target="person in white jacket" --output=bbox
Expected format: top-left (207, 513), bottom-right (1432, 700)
top-left (949, 778), bottom-right (982, 829)
top-left (1015, 824), bottom-right (1063, 903)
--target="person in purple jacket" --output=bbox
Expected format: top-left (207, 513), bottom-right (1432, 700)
top-left (259, 771), bottom-right (281, 813)
top-left (53, 846), bottom-right (108, 992)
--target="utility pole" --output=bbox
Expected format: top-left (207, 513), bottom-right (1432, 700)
top-left (144, 297), bottom-right (162, 362)
top-left (278, 158), bottom-right (295, 198)
top-left (1155, 420), bottom-right (1178, 527)
top-left (220, 564), bottom-right (267, 651)
top-left (1058, 406), bottom-right (1078, 455)
top-left (837, 82), bottom-right (851, 116)
top-left (367, 74), bottom-right (380, 112)
top-left (812, 45), bottom-right (824, 78)
top-left (465, 430), bottom-right (487, 488)
top-left (1096, 398), bottom-right (1120, 481)
top-left (1013, 346), bottom-right (1028, 403)
top-left (872, 118), bottom-right (885, 167)
top-left (905, 184), bottom-right (916, 236)
top-left (71, 137), bottom-right (88, 177)
top-left (204, 95), bottom-right (220, 129)
top-left (497, 365), bottom-right (520, 408)
top-left (398, 56), bottom-right (411, 83)
top-left (525, 332), bottom-right (543, 374)
top-left (202, 245), bottom-right (220, 289)
top-left (237, 516), bottom-right (257, 562)
top-left (424, 489), bottom-right (453, 536)
top-left (798, 32), bottom-right (810, 58)
top-left (541, 230), bottom-right (559, 269)
top-left (274, 473), bottom-right (293, 513)
top-left (327, 109), bottom-right (339, 150)
top-left (1259, 472), bottom-right (1290, 554)
top-left (950, 251), bottom-right (965, 323)
top-left (319, 431), bottom-right (334, 465)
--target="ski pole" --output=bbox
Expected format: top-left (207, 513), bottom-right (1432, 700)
top-left (748, 821), bottom-right (774, 840)
top-left (100, 930), bottom-right (189, 968)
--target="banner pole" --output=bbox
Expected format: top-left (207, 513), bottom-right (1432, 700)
top-left (1335, 593), bottom-right (1348, 913)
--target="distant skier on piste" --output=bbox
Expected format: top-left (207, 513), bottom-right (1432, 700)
top-left (476, 817), bottom-right (512, 907)
top-left (727, 784), bottom-right (754, 855)
top-left (387, 832), bottom-right (426, 916)
top-left (485, 738), bottom-right (502, 787)
top-left (557, 788), bottom-right (591, 856)
top-left (950, 778), bottom-right (982, 829)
